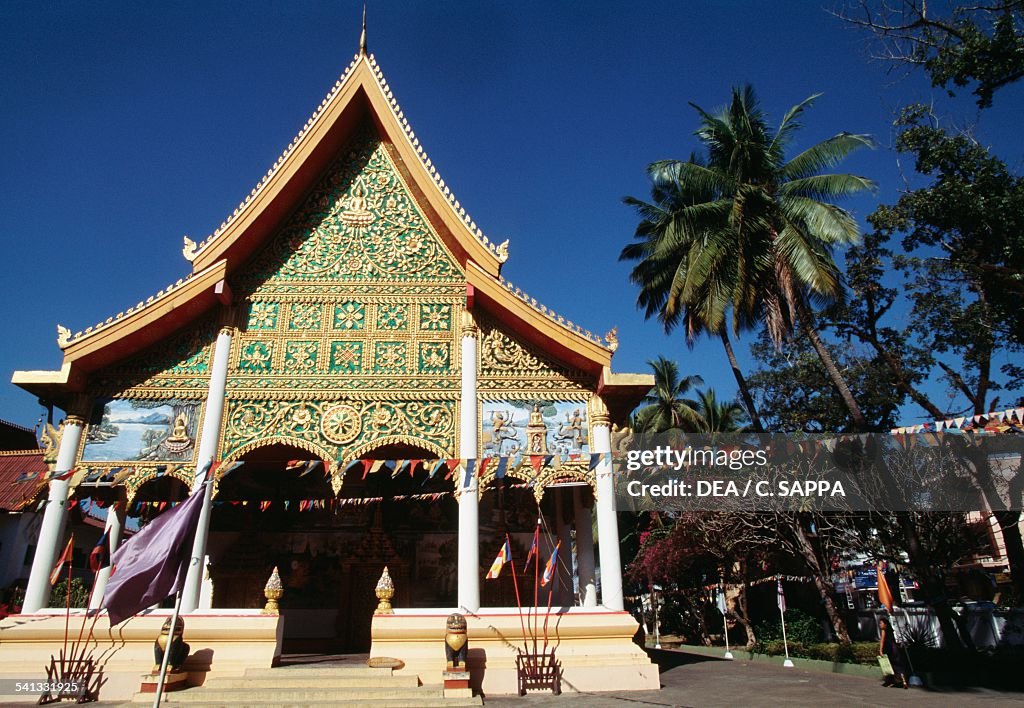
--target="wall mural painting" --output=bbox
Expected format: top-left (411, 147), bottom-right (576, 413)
top-left (481, 399), bottom-right (589, 458)
top-left (82, 398), bottom-right (200, 463)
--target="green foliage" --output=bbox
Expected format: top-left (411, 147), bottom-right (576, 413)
top-left (756, 638), bottom-right (879, 665)
top-left (633, 357), bottom-right (704, 433)
top-left (842, 1), bottom-right (1024, 108)
top-left (49, 577), bottom-right (90, 609)
top-left (748, 327), bottom-right (903, 432)
top-left (622, 84), bottom-right (876, 431)
top-left (861, 105), bottom-right (1024, 409)
top-left (755, 608), bottom-right (822, 646)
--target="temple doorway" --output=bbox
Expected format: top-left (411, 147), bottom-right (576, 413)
top-left (206, 442), bottom-right (457, 652)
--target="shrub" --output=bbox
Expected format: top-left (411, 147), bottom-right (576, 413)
top-left (49, 578), bottom-right (90, 608)
top-left (755, 609), bottom-right (821, 646)
top-left (757, 640), bottom-right (878, 665)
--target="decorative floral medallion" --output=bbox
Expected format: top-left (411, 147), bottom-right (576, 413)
top-left (321, 403), bottom-right (362, 444)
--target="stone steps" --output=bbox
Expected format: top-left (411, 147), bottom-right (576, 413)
top-left (129, 665), bottom-right (481, 707)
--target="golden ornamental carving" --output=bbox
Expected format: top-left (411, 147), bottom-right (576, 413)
top-left (477, 317), bottom-right (591, 392)
top-left (241, 131), bottom-right (461, 283)
top-left (588, 396), bottom-right (610, 427)
top-left (480, 327), bottom-right (542, 372)
top-left (477, 459), bottom-right (594, 503)
top-left (611, 423), bottom-right (635, 455)
top-left (339, 180), bottom-right (375, 228)
top-left (320, 403), bottom-right (361, 444)
top-left (183, 235), bottom-right (198, 262)
top-left (460, 309), bottom-right (478, 337)
top-left (64, 413), bottom-right (88, 428)
top-left (40, 422), bottom-right (62, 467)
top-left (57, 324), bottom-right (71, 348)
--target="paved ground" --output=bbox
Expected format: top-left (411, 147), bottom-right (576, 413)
top-left (82, 649), bottom-right (1023, 707)
top-left (485, 649), bottom-right (1024, 707)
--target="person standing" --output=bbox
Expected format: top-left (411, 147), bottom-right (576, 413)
top-left (878, 617), bottom-right (908, 689)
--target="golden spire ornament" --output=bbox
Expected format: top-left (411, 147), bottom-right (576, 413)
top-left (359, 2), bottom-right (368, 56)
top-left (262, 566), bottom-right (283, 614)
top-left (375, 565), bottom-right (394, 614)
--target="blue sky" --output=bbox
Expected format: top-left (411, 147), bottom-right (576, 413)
top-left (1, 1), bottom-right (1021, 431)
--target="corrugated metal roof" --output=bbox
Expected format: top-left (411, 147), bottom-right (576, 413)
top-left (0, 450), bottom-right (47, 511)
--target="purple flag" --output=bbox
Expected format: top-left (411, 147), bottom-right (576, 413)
top-left (103, 489), bottom-right (205, 626)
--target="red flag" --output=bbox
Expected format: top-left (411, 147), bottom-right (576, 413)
top-left (524, 527), bottom-right (540, 567)
top-left (89, 530), bottom-right (111, 572)
top-left (50, 536), bottom-right (74, 585)
top-left (877, 563), bottom-right (894, 612)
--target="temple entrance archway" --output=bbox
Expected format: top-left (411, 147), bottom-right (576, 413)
top-left (207, 440), bottom-right (457, 652)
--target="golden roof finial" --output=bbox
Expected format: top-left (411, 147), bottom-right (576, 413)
top-left (359, 2), bottom-right (368, 56)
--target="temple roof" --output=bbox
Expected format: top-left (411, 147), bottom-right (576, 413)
top-left (14, 50), bottom-right (648, 408)
top-left (0, 450), bottom-right (46, 512)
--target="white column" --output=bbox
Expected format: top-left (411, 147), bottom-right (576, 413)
top-left (23, 415), bottom-right (86, 613)
top-left (88, 494), bottom-right (125, 609)
top-left (181, 325), bottom-right (233, 613)
top-left (573, 487), bottom-right (597, 607)
top-left (457, 310), bottom-right (480, 613)
top-left (592, 397), bottom-right (624, 611)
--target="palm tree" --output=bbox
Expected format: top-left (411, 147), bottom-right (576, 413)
top-left (694, 388), bottom-right (747, 433)
top-left (622, 164), bottom-right (765, 431)
top-left (633, 357), bottom-right (704, 433)
top-left (625, 85), bottom-right (875, 432)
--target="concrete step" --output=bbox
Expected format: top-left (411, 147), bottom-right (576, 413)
top-left (250, 666), bottom-right (394, 678)
top-left (140, 701), bottom-right (481, 708)
top-left (137, 687), bottom-right (440, 702)
top-left (202, 675), bottom-right (421, 689)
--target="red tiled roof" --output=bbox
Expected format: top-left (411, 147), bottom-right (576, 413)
top-left (0, 450), bottom-right (47, 511)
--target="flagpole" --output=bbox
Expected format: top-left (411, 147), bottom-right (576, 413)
top-left (533, 517), bottom-right (540, 657)
top-left (778, 577), bottom-right (793, 668)
top-left (506, 535), bottom-right (529, 656)
top-left (62, 534), bottom-right (73, 678)
top-left (153, 591), bottom-right (182, 708)
top-left (719, 580), bottom-right (733, 660)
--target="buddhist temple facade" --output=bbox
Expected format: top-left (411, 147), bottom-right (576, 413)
top-left (3, 43), bottom-right (656, 698)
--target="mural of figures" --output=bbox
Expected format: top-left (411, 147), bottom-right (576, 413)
top-left (82, 399), bottom-right (200, 462)
top-left (480, 399), bottom-right (588, 457)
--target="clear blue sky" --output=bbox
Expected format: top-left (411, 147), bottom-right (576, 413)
top-left (1, 1), bottom-right (1021, 431)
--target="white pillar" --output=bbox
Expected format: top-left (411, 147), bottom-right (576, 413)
top-left (181, 325), bottom-right (233, 613)
top-left (23, 415), bottom-right (86, 613)
top-left (457, 310), bottom-right (480, 613)
top-left (88, 495), bottom-right (125, 609)
top-left (592, 397), bottom-right (624, 611)
top-left (573, 487), bottom-right (597, 607)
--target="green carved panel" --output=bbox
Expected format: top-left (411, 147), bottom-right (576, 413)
top-left (86, 314), bottom-right (218, 399)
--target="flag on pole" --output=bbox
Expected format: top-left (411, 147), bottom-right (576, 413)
top-left (524, 527), bottom-right (540, 567)
top-left (541, 541), bottom-right (560, 587)
top-left (103, 489), bottom-right (205, 626)
top-left (776, 578), bottom-right (786, 613)
top-left (877, 563), bottom-right (894, 612)
top-left (716, 587), bottom-right (727, 615)
top-left (50, 536), bottom-right (74, 585)
top-left (486, 539), bottom-right (511, 579)
top-left (89, 530), bottom-right (111, 572)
